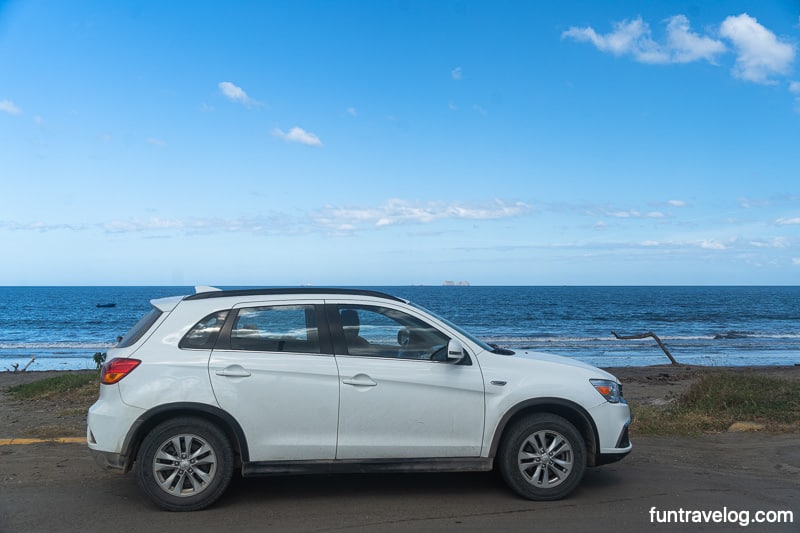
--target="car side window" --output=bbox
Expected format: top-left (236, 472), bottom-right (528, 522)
top-left (179, 310), bottom-right (229, 350)
top-left (230, 305), bottom-right (320, 354)
top-left (338, 305), bottom-right (450, 360)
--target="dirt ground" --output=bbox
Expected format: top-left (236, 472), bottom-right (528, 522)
top-left (1, 366), bottom-right (798, 531)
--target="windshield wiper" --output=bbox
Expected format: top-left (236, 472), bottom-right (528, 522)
top-left (489, 344), bottom-right (515, 355)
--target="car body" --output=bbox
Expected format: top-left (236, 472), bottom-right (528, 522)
top-left (87, 287), bottom-right (631, 511)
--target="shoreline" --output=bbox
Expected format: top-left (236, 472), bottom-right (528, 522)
top-left (4, 351), bottom-right (798, 374)
top-left (3, 364), bottom-right (799, 397)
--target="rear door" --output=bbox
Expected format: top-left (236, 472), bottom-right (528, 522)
top-left (209, 301), bottom-right (339, 461)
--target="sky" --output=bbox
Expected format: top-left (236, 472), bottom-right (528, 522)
top-left (1, 0), bottom-right (799, 286)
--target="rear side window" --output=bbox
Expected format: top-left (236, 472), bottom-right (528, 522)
top-left (179, 311), bottom-right (229, 350)
top-left (230, 305), bottom-right (320, 354)
top-left (118, 307), bottom-right (163, 348)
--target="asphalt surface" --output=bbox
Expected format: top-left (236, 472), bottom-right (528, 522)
top-left (1, 434), bottom-right (798, 532)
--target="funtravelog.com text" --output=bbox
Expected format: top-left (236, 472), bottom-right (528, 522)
top-left (649, 507), bottom-right (794, 527)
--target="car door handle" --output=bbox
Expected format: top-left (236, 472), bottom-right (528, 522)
top-left (342, 374), bottom-right (377, 387)
top-left (215, 365), bottom-right (252, 378)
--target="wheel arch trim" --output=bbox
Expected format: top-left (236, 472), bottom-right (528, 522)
top-left (120, 402), bottom-right (249, 470)
top-left (488, 398), bottom-right (600, 464)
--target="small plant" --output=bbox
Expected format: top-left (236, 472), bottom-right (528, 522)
top-left (93, 351), bottom-right (107, 371)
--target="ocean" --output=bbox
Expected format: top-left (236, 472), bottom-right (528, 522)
top-left (1, 286), bottom-right (798, 371)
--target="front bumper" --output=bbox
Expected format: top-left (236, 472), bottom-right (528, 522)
top-left (589, 399), bottom-right (632, 464)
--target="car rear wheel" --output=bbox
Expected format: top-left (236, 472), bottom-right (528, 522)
top-left (136, 417), bottom-right (234, 511)
top-left (497, 413), bottom-right (586, 500)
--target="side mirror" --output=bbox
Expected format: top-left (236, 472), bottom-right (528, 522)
top-left (446, 339), bottom-right (466, 363)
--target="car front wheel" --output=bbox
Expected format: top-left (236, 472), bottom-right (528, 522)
top-left (497, 413), bottom-right (586, 500)
top-left (135, 417), bottom-right (234, 511)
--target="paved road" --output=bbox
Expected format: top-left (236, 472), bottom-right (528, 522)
top-left (1, 434), bottom-right (797, 532)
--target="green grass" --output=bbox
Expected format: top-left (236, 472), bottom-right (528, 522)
top-left (631, 371), bottom-right (800, 435)
top-left (7, 372), bottom-right (98, 401)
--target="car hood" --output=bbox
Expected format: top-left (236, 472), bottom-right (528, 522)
top-left (510, 349), bottom-right (617, 380)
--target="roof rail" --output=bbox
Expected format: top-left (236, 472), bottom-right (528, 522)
top-left (184, 287), bottom-right (405, 302)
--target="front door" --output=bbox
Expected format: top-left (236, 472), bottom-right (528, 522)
top-left (331, 303), bottom-right (485, 459)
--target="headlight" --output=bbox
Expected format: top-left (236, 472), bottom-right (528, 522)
top-left (590, 379), bottom-right (621, 403)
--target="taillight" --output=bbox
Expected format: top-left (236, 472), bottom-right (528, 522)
top-left (100, 358), bottom-right (141, 384)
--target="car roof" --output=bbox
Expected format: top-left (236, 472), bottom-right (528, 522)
top-left (183, 287), bottom-right (406, 303)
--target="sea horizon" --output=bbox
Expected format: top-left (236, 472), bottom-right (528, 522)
top-left (2, 286), bottom-right (798, 371)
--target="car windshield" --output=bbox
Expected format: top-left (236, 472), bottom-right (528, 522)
top-left (407, 301), bottom-right (495, 353)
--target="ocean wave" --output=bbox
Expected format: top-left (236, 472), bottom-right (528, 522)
top-left (483, 333), bottom-right (800, 344)
top-left (0, 342), bottom-right (116, 350)
top-left (712, 331), bottom-right (755, 340)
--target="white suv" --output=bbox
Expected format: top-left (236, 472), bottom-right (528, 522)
top-left (88, 287), bottom-right (631, 511)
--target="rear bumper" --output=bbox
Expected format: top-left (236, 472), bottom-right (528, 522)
top-left (88, 448), bottom-right (129, 472)
top-left (87, 386), bottom-right (143, 473)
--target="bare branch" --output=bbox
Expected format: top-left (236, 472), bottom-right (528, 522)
top-left (611, 331), bottom-right (678, 365)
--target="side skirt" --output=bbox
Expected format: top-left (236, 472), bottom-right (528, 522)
top-left (242, 457), bottom-right (493, 477)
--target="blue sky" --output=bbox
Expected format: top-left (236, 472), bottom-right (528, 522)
top-left (1, 1), bottom-right (798, 286)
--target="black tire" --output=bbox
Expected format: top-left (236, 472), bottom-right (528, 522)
top-left (497, 413), bottom-right (586, 501)
top-left (135, 417), bottom-right (234, 511)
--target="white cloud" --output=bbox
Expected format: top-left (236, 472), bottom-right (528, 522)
top-left (749, 237), bottom-right (789, 248)
top-left (103, 218), bottom-right (185, 233)
top-left (562, 15), bottom-right (725, 65)
top-left (608, 209), bottom-right (639, 218)
top-left (793, 258), bottom-right (800, 266)
top-left (719, 14), bottom-right (795, 84)
top-left (313, 199), bottom-right (531, 232)
top-left (775, 216), bottom-right (800, 225)
top-left (347, 107), bottom-right (358, 117)
top-left (668, 199), bottom-right (687, 207)
top-left (0, 100), bottom-right (22, 115)
top-left (272, 127), bottom-right (323, 147)
top-left (562, 17), bottom-right (659, 60)
top-left (101, 215), bottom-right (294, 236)
top-left (451, 67), bottom-right (463, 80)
top-left (145, 137), bottom-right (167, 147)
top-left (664, 15), bottom-right (727, 63)
top-left (790, 81), bottom-right (800, 113)
top-left (0, 221), bottom-right (83, 232)
top-left (699, 240), bottom-right (726, 250)
top-left (218, 81), bottom-right (260, 106)
top-left (564, 13), bottom-right (796, 87)
top-left (601, 207), bottom-right (664, 219)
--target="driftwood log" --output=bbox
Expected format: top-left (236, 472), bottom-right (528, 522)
top-left (611, 331), bottom-right (678, 365)
top-left (6, 356), bottom-right (36, 373)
